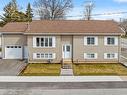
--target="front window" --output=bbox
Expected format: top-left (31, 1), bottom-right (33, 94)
top-left (36, 53), bottom-right (41, 58)
top-left (45, 38), bottom-right (49, 47)
top-left (107, 54), bottom-right (115, 59)
top-left (41, 38), bottom-right (44, 47)
top-left (34, 53), bottom-right (55, 59)
top-left (87, 54), bottom-right (95, 59)
top-left (87, 37), bottom-right (95, 45)
top-left (49, 38), bottom-right (53, 47)
top-left (35, 37), bottom-right (55, 47)
top-left (84, 53), bottom-right (97, 59)
top-left (107, 38), bottom-right (115, 45)
top-left (36, 38), bottom-right (40, 47)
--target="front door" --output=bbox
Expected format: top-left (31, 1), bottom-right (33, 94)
top-left (63, 44), bottom-right (71, 59)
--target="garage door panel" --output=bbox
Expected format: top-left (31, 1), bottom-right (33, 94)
top-left (5, 46), bottom-right (23, 59)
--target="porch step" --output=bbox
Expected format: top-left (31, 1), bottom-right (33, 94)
top-left (60, 69), bottom-right (73, 76)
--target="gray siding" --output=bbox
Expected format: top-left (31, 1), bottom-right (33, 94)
top-left (73, 36), bottom-right (120, 63)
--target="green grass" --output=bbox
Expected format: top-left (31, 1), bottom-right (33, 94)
top-left (73, 63), bottom-right (127, 76)
top-left (19, 63), bottom-right (61, 76)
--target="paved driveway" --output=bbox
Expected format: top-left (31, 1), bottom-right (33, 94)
top-left (0, 60), bottom-right (26, 76)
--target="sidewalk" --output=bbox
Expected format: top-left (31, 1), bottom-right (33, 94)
top-left (0, 76), bottom-right (124, 82)
top-left (60, 69), bottom-right (73, 76)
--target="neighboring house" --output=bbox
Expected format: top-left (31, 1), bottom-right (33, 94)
top-left (0, 20), bottom-right (124, 63)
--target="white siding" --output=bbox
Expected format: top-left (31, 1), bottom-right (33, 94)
top-left (95, 37), bottom-right (98, 45)
top-left (33, 37), bottom-right (36, 48)
top-left (84, 37), bottom-right (87, 45)
top-left (52, 37), bottom-right (56, 47)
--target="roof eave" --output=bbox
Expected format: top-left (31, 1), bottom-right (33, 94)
top-left (23, 32), bottom-right (122, 36)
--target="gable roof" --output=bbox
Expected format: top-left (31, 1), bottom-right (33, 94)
top-left (0, 20), bottom-right (123, 35)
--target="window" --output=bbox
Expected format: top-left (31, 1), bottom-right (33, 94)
top-left (104, 53), bottom-right (118, 59)
top-left (33, 53), bottom-right (55, 59)
top-left (41, 38), bottom-right (44, 46)
top-left (34, 37), bottom-right (55, 47)
top-left (84, 36), bottom-right (98, 45)
top-left (45, 38), bottom-right (48, 47)
top-left (36, 53), bottom-right (40, 58)
top-left (41, 54), bottom-right (44, 58)
top-left (87, 37), bottom-right (95, 45)
top-left (107, 38), bottom-right (115, 45)
top-left (66, 46), bottom-right (70, 52)
top-left (49, 38), bottom-right (53, 47)
top-left (84, 53), bottom-right (97, 59)
top-left (49, 54), bottom-right (53, 59)
top-left (104, 37), bottom-right (118, 45)
top-left (36, 38), bottom-right (40, 47)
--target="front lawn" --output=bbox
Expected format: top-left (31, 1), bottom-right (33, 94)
top-left (20, 63), bottom-right (61, 76)
top-left (73, 63), bottom-right (127, 76)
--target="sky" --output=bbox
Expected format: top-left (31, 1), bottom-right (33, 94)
top-left (0, 0), bottom-right (127, 21)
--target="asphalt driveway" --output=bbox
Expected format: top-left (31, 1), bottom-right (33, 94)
top-left (0, 60), bottom-right (26, 76)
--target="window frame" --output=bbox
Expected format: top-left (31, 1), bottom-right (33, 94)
top-left (33, 53), bottom-right (56, 59)
top-left (33, 36), bottom-right (55, 48)
top-left (87, 37), bottom-right (95, 45)
top-left (84, 53), bottom-right (98, 59)
top-left (104, 53), bottom-right (118, 59)
top-left (84, 36), bottom-right (98, 46)
top-left (104, 36), bottom-right (118, 46)
top-left (107, 37), bottom-right (115, 45)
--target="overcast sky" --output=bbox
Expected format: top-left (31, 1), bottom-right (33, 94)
top-left (0, 0), bottom-right (127, 21)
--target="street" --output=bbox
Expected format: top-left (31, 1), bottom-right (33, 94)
top-left (0, 89), bottom-right (127, 95)
top-left (0, 82), bottom-right (127, 95)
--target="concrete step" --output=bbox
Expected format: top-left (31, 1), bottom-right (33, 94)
top-left (60, 69), bottom-right (73, 76)
top-left (62, 64), bottom-right (72, 69)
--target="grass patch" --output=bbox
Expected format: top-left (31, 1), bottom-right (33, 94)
top-left (73, 63), bottom-right (127, 76)
top-left (19, 63), bottom-right (61, 76)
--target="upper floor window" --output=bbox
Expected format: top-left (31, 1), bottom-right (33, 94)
top-left (84, 36), bottom-right (98, 45)
top-left (107, 38), bottom-right (115, 45)
top-left (33, 36), bottom-right (56, 48)
top-left (104, 37), bottom-right (118, 45)
top-left (87, 37), bottom-right (95, 45)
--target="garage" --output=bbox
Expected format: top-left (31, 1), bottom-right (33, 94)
top-left (5, 46), bottom-right (23, 59)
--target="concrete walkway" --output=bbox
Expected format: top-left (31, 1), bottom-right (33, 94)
top-left (0, 76), bottom-right (123, 82)
top-left (60, 69), bottom-right (73, 76)
top-left (0, 60), bottom-right (26, 76)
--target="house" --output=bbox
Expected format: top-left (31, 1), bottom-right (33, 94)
top-left (0, 20), bottom-right (124, 63)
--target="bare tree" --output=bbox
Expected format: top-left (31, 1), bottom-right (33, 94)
top-left (33, 0), bottom-right (73, 20)
top-left (120, 19), bottom-right (127, 36)
top-left (84, 1), bottom-right (95, 20)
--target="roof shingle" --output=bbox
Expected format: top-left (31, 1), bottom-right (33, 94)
top-left (0, 20), bottom-right (123, 35)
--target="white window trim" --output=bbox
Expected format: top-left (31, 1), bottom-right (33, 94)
top-left (104, 36), bottom-right (118, 46)
top-left (33, 36), bottom-right (56, 48)
top-left (84, 53), bottom-right (98, 59)
top-left (84, 36), bottom-right (98, 46)
top-left (33, 53), bottom-right (56, 59)
top-left (104, 53), bottom-right (118, 59)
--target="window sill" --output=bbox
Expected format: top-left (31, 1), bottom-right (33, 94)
top-left (84, 45), bottom-right (98, 46)
top-left (105, 45), bottom-right (118, 46)
top-left (33, 47), bottom-right (56, 48)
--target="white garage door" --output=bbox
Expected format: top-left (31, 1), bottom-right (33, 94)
top-left (5, 46), bottom-right (23, 59)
